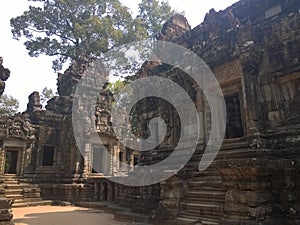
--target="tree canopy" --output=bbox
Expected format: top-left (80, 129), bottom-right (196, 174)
top-left (138, 0), bottom-right (176, 36)
top-left (0, 94), bottom-right (19, 116)
top-left (11, 0), bottom-right (176, 72)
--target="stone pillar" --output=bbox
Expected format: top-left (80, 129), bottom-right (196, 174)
top-left (94, 183), bottom-right (100, 201)
top-left (114, 183), bottom-right (119, 201)
top-left (83, 143), bottom-right (91, 178)
top-left (239, 49), bottom-right (262, 134)
top-left (195, 87), bottom-right (206, 144)
top-left (99, 182), bottom-right (107, 201)
top-left (0, 143), bottom-right (4, 174)
top-left (218, 158), bottom-right (296, 224)
top-left (107, 182), bottom-right (114, 201)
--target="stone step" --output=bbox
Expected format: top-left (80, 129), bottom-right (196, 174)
top-left (188, 180), bottom-right (223, 190)
top-left (12, 200), bottom-right (52, 208)
top-left (104, 203), bottom-right (131, 214)
top-left (198, 219), bottom-right (219, 225)
top-left (180, 209), bottom-right (222, 222)
top-left (175, 216), bottom-right (197, 224)
top-left (180, 202), bottom-right (223, 219)
top-left (114, 211), bottom-right (149, 223)
top-left (5, 189), bottom-right (23, 195)
top-left (184, 190), bottom-right (225, 203)
top-left (188, 174), bottom-right (221, 180)
top-left (183, 165), bottom-right (218, 174)
top-left (176, 214), bottom-right (220, 225)
top-left (11, 197), bottom-right (43, 204)
top-left (3, 176), bottom-right (18, 180)
top-left (23, 197), bottom-right (43, 202)
top-left (185, 161), bottom-right (219, 169)
top-left (4, 184), bottom-right (21, 189)
top-left (191, 169), bottom-right (220, 175)
top-left (5, 194), bottom-right (23, 200)
top-left (221, 139), bottom-right (249, 150)
top-left (4, 180), bottom-right (19, 185)
top-left (75, 201), bottom-right (110, 210)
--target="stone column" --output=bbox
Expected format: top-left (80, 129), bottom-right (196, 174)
top-left (99, 182), bottom-right (107, 201)
top-left (195, 86), bottom-right (206, 144)
top-left (94, 183), bottom-right (100, 201)
top-left (239, 48), bottom-right (263, 135)
top-left (83, 143), bottom-right (91, 178)
top-left (107, 182), bottom-right (115, 201)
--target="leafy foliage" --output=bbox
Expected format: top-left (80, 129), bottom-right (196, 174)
top-left (40, 87), bottom-right (55, 105)
top-left (106, 79), bottom-right (125, 94)
top-left (0, 94), bottom-right (19, 116)
top-left (138, 0), bottom-right (177, 36)
top-left (11, 0), bottom-right (176, 72)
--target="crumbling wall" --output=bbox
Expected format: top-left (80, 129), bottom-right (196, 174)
top-left (122, 0), bottom-right (300, 224)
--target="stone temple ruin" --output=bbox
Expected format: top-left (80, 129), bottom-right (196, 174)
top-left (0, 58), bottom-right (14, 225)
top-left (1, 0), bottom-right (300, 224)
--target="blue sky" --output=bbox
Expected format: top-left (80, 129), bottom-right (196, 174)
top-left (0, 0), bottom-right (239, 111)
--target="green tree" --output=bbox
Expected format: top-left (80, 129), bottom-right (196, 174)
top-left (11, 0), bottom-right (176, 72)
top-left (0, 94), bottom-right (19, 116)
top-left (138, 0), bottom-right (177, 36)
top-left (40, 87), bottom-right (55, 105)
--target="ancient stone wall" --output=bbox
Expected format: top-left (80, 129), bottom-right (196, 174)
top-left (116, 0), bottom-right (300, 224)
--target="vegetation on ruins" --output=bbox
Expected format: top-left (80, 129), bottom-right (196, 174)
top-left (10, 0), bottom-right (176, 72)
top-left (106, 79), bottom-right (125, 94)
top-left (0, 94), bottom-right (19, 116)
top-left (40, 87), bottom-right (55, 105)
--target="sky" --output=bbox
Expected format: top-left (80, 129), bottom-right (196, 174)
top-left (0, 0), bottom-right (239, 111)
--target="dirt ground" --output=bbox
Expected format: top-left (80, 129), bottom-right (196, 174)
top-left (12, 205), bottom-right (128, 225)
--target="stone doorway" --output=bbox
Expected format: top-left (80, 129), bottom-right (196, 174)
top-left (92, 146), bottom-right (104, 174)
top-left (4, 149), bottom-right (19, 174)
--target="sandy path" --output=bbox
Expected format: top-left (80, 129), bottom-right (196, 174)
top-left (12, 205), bottom-right (128, 225)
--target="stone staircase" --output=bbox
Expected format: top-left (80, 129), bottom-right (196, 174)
top-left (175, 143), bottom-right (223, 224)
top-left (175, 139), bottom-right (252, 225)
top-left (176, 161), bottom-right (225, 225)
top-left (3, 175), bottom-right (52, 208)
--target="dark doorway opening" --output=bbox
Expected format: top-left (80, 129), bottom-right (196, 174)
top-left (134, 155), bottom-right (140, 166)
top-left (42, 146), bottom-right (55, 166)
top-left (225, 94), bottom-right (244, 139)
top-left (92, 147), bottom-right (103, 173)
top-left (5, 150), bottom-right (19, 174)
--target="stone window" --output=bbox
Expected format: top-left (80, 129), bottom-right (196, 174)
top-left (42, 146), bottom-right (55, 166)
top-left (225, 93), bottom-right (244, 139)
